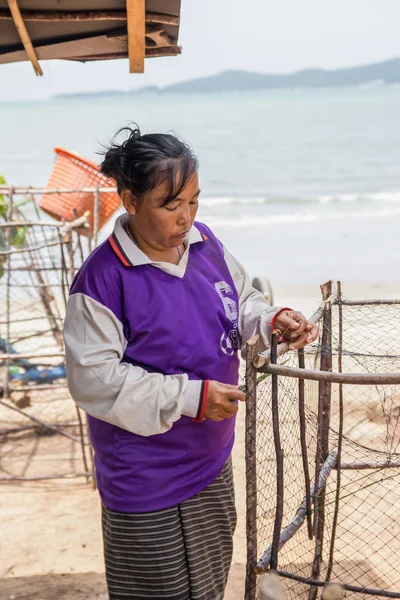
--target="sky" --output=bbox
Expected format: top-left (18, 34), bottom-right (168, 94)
top-left (1, 0), bottom-right (400, 101)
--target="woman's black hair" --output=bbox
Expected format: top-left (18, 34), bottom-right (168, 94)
top-left (99, 124), bottom-right (198, 206)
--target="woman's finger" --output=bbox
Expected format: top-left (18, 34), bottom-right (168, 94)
top-left (308, 324), bottom-right (319, 343)
top-left (226, 388), bottom-right (246, 402)
top-left (290, 331), bottom-right (314, 349)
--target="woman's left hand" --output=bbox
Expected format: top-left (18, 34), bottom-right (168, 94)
top-left (273, 310), bottom-right (319, 350)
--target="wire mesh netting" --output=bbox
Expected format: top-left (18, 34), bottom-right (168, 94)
top-left (247, 288), bottom-right (400, 600)
top-left (0, 189), bottom-right (94, 482)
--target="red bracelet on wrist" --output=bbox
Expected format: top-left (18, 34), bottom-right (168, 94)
top-left (193, 380), bottom-right (209, 422)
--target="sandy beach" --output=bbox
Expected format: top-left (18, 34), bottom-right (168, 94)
top-left (1, 281), bottom-right (398, 600)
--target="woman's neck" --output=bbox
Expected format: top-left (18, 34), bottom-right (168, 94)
top-left (128, 222), bottom-right (183, 265)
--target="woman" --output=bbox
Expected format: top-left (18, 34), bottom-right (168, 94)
top-left (64, 126), bottom-right (318, 600)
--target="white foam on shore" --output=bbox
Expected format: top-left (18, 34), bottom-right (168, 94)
top-left (200, 190), bottom-right (400, 208)
top-left (204, 207), bottom-right (400, 227)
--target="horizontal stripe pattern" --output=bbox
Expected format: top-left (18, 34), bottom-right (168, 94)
top-left (102, 458), bottom-right (236, 600)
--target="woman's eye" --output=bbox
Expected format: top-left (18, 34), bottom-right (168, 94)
top-left (165, 204), bottom-right (178, 211)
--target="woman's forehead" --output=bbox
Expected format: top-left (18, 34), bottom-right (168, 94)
top-left (150, 171), bottom-right (199, 201)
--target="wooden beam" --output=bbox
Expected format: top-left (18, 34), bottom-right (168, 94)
top-left (0, 9), bottom-right (179, 26)
top-left (126, 0), bottom-right (145, 73)
top-left (6, 0), bottom-right (43, 75)
top-left (145, 45), bottom-right (181, 58)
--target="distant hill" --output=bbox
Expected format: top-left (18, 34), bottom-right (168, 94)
top-left (54, 58), bottom-right (400, 99)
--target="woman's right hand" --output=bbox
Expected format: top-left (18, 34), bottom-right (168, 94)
top-left (204, 381), bottom-right (246, 421)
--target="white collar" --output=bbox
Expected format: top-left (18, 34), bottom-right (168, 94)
top-left (109, 213), bottom-right (204, 268)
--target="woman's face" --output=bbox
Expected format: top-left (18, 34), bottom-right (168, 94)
top-left (122, 171), bottom-right (200, 251)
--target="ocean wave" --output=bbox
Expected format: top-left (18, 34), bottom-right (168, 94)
top-left (200, 190), bottom-right (400, 208)
top-left (204, 207), bottom-right (400, 228)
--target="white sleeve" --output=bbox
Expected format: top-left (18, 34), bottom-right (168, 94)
top-left (64, 293), bottom-right (202, 437)
top-left (223, 248), bottom-right (282, 354)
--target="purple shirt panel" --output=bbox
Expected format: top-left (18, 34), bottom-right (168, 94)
top-left (70, 222), bottom-right (240, 512)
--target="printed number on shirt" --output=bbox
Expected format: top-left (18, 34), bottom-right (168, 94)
top-left (215, 281), bottom-right (238, 356)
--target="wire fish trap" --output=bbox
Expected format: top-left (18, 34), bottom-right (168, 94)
top-left (245, 282), bottom-right (400, 600)
top-left (39, 147), bottom-right (120, 236)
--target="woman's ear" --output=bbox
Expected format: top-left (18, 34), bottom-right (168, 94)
top-left (121, 189), bottom-right (138, 215)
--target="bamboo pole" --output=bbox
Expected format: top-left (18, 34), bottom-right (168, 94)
top-left (309, 281), bottom-right (332, 600)
top-left (255, 450), bottom-right (338, 572)
top-left (245, 335), bottom-right (259, 600)
top-left (6, 0), bottom-right (43, 75)
top-left (298, 348), bottom-right (313, 540)
top-left (270, 333), bottom-right (284, 572)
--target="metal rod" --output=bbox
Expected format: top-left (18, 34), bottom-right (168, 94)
top-left (270, 333), bottom-right (284, 572)
top-left (298, 348), bottom-right (313, 540)
top-left (326, 281), bottom-right (343, 581)
top-left (244, 335), bottom-right (259, 600)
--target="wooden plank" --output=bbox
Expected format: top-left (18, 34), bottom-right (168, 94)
top-left (6, 0), bottom-right (43, 75)
top-left (126, 0), bottom-right (145, 73)
top-left (0, 10), bottom-right (179, 26)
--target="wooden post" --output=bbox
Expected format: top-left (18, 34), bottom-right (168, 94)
top-left (4, 188), bottom-right (13, 401)
top-left (309, 281), bottom-right (332, 600)
top-left (270, 333), bottom-right (284, 572)
top-left (326, 282), bottom-right (343, 581)
top-left (93, 185), bottom-right (100, 246)
top-left (298, 348), bottom-right (313, 540)
top-left (126, 0), bottom-right (145, 73)
top-left (245, 335), bottom-right (259, 600)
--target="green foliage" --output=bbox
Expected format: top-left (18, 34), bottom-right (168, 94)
top-left (0, 176), bottom-right (28, 279)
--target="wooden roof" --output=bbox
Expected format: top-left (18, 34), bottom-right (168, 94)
top-left (0, 1), bottom-right (182, 75)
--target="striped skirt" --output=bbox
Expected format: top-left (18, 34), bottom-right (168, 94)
top-left (101, 457), bottom-right (236, 600)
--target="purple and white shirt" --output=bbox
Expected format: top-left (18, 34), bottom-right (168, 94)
top-left (64, 216), bottom-right (280, 512)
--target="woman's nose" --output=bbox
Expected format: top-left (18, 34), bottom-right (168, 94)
top-left (178, 206), bottom-right (191, 225)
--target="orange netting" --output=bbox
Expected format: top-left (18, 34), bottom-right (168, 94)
top-left (40, 147), bottom-right (120, 235)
